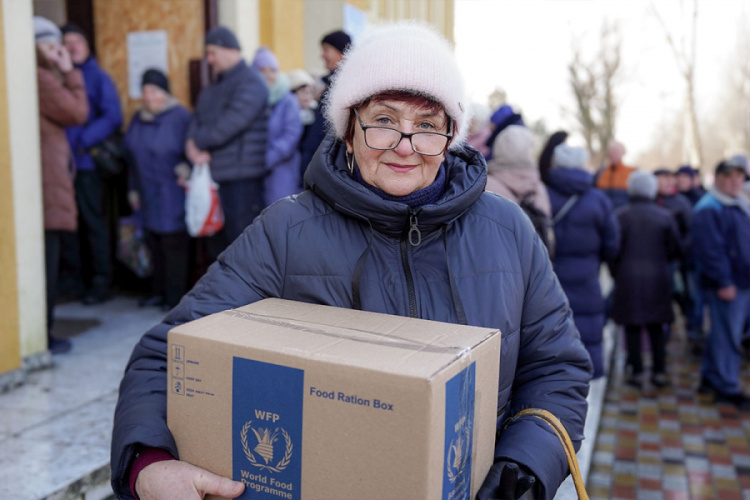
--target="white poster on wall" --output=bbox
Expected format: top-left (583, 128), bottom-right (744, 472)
top-left (127, 30), bottom-right (168, 99)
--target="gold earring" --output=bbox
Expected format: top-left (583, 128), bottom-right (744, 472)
top-left (346, 151), bottom-right (354, 175)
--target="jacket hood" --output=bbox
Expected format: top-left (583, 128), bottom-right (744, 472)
top-left (304, 135), bottom-right (487, 238)
top-left (486, 169), bottom-right (542, 198)
top-left (545, 167), bottom-right (593, 196)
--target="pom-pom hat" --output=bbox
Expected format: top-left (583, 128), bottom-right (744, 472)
top-left (325, 21), bottom-right (471, 151)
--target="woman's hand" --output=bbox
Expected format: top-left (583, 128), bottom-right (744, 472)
top-left (135, 460), bottom-right (244, 500)
top-left (53, 45), bottom-right (73, 73)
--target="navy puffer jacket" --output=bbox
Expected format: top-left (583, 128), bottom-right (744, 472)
top-left (187, 60), bottom-right (269, 182)
top-left (111, 137), bottom-right (592, 499)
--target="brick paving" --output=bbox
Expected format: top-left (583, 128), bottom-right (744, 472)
top-left (589, 328), bottom-right (750, 500)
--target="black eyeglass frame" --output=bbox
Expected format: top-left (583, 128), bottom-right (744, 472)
top-left (353, 108), bottom-right (453, 156)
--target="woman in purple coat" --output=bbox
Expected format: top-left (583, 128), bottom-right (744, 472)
top-left (125, 69), bottom-right (192, 310)
top-left (252, 48), bottom-right (304, 206)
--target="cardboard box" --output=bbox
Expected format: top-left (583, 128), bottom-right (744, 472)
top-left (167, 298), bottom-right (501, 500)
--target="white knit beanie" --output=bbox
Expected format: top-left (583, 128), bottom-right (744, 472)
top-left (325, 21), bottom-right (470, 150)
top-left (488, 125), bottom-right (535, 172)
top-left (34, 16), bottom-right (61, 44)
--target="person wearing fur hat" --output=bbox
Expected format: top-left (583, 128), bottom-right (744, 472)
top-left (545, 144), bottom-right (620, 379)
top-left (694, 159), bottom-right (750, 409)
top-left (252, 47), bottom-right (304, 206)
top-left (124, 69), bottom-right (192, 312)
top-left (35, 16), bottom-right (89, 354)
top-left (611, 170), bottom-right (683, 389)
top-left (111, 22), bottom-right (591, 500)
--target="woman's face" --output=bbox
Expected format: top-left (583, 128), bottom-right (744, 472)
top-left (294, 85), bottom-right (314, 109)
top-left (260, 66), bottom-right (278, 87)
top-left (346, 99), bottom-right (449, 197)
top-left (141, 84), bottom-right (169, 114)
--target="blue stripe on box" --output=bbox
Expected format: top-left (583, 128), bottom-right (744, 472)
top-left (442, 362), bottom-right (476, 500)
top-left (232, 357), bottom-right (304, 500)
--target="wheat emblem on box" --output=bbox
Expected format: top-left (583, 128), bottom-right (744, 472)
top-left (446, 426), bottom-right (472, 483)
top-left (241, 420), bottom-right (293, 472)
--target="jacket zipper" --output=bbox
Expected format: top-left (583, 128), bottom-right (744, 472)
top-left (401, 209), bottom-right (422, 318)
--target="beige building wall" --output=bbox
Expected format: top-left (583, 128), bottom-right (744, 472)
top-left (0, 0), bottom-right (20, 374)
top-left (2, 0), bottom-right (46, 364)
top-left (302, 0), bottom-right (454, 78)
top-left (93, 0), bottom-right (204, 122)
top-left (219, 0), bottom-right (260, 63)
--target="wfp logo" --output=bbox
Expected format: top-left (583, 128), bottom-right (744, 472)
top-left (446, 425), bottom-right (472, 483)
top-left (240, 410), bottom-right (293, 473)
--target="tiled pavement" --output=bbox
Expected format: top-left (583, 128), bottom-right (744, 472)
top-left (588, 327), bottom-right (750, 500)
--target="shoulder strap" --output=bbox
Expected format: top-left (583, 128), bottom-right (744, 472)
top-left (512, 408), bottom-right (589, 500)
top-left (552, 194), bottom-right (581, 225)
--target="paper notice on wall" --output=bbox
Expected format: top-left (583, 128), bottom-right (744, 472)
top-left (127, 30), bottom-right (168, 99)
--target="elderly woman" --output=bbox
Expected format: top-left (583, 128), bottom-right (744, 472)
top-left (34, 16), bottom-right (89, 353)
top-left (612, 171), bottom-right (683, 389)
top-left (252, 47), bottom-right (304, 205)
top-left (111, 22), bottom-right (591, 500)
top-left (125, 69), bottom-right (192, 311)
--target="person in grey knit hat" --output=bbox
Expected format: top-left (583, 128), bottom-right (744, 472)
top-left (112, 22), bottom-right (591, 500)
top-left (627, 169), bottom-right (658, 199)
top-left (611, 169), bottom-right (682, 389)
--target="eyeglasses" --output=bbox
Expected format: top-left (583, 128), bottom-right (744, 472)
top-left (353, 109), bottom-right (452, 156)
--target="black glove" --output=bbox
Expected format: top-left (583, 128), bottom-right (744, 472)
top-left (475, 460), bottom-right (538, 500)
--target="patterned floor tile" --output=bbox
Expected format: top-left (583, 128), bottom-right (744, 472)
top-left (588, 325), bottom-right (750, 499)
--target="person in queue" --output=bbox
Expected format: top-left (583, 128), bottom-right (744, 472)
top-left (124, 69), bottom-right (192, 311)
top-left (110, 22), bottom-right (592, 500)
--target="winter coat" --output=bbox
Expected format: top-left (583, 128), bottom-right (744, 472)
top-left (681, 186), bottom-right (706, 206)
top-left (65, 56), bottom-right (122, 172)
top-left (111, 137), bottom-right (592, 500)
top-left (486, 170), bottom-right (551, 217)
top-left (657, 192), bottom-right (692, 253)
top-left (693, 191), bottom-right (750, 290)
top-left (485, 125), bottom-right (551, 216)
top-left (595, 162), bottom-right (637, 209)
top-left (124, 103), bottom-right (192, 234)
top-left (264, 91), bottom-right (303, 205)
top-left (546, 167), bottom-right (620, 377)
top-left (298, 74), bottom-right (333, 180)
top-left (187, 60), bottom-right (270, 183)
top-left (611, 198), bottom-right (683, 325)
top-left (38, 67), bottom-right (89, 231)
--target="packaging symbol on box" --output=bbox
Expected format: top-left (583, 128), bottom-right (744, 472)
top-left (167, 298), bottom-right (501, 500)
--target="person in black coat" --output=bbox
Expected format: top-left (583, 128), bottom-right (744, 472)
top-left (611, 170), bottom-right (683, 388)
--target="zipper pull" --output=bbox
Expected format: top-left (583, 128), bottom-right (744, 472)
top-left (408, 212), bottom-right (421, 246)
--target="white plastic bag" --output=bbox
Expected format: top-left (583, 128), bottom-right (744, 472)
top-left (185, 163), bottom-right (224, 237)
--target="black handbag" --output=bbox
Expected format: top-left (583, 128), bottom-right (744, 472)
top-left (90, 131), bottom-right (125, 178)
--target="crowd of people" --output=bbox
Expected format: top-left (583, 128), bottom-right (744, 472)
top-left (475, 104), bottom-right (750, 409)
top-left (32, 14), bottom-right (750, 499)
top-left (34, 17), bottom-right (351, 354)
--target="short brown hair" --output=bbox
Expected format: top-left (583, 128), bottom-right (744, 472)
top-left (343, 91), bottom-right (450, 145)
